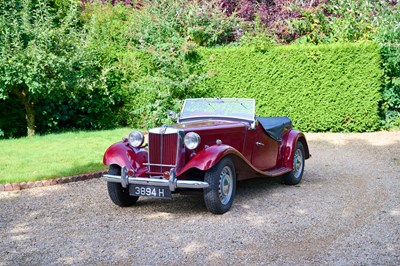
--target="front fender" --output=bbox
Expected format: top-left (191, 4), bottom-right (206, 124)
top-left (282, 130), bottom-right (310, 169)
top-left (103, 141), bottom-right (148, 176)
top-left (176, 144), bottom-right (242, 175)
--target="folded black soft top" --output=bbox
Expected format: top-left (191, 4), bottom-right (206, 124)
top-left (257, 116), bottom-right (292, 142)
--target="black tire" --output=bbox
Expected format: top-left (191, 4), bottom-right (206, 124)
top-left (203, 157), bottom-right (236, 214)
top-left (107, 165), bottom-right (139, 207)
top-left (283, 141), bottom-right (305, 185)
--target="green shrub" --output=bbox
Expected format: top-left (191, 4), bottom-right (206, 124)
top-left (0, 0), bottom-right (120, 137)
top-left (287, 0), bottom-right (399, 128)
top-left (81, 3), bottom-right (158, 128)
top-left (121, 0), bottom-right (239, 129)
top-left (377, 4), bottom-right (400, 128)
top-left (197, 42), bottom-right (383, 132)
top-left (0, 0), bottom-right (87, 136)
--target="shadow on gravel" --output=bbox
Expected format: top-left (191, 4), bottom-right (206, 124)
top-left (129, 175), bottom-right (283, 215)
top-left (133, 194), bottom-right (206, 214)
top-left (1, 133), bottom-right (400, 265)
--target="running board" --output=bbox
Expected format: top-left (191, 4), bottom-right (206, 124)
top-left (262, 167), bottom-right (291, 177)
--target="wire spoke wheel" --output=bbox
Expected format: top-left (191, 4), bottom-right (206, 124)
top-left (204, 157), bottom-right (236, 214)
top-left (293, 148), bottom-right (304, 179)
top-left (219, 166), bottom-right (234, 205)
top-left (283, 141), bottom-right (305, 185)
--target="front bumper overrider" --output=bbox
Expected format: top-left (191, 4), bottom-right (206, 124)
top-left (102, 166), bottom-right (209, 192)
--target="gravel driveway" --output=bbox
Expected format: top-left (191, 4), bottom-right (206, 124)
top-left (1, 132), bottom-right (400, 265)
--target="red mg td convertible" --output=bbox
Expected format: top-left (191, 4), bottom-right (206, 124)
top-left (103, 98), bottom-right (310, 214)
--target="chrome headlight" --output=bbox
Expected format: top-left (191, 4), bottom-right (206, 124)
top-left (128, 130), bottom-right (144, 148)
top-left (184, 132), bottom-right (201, 150)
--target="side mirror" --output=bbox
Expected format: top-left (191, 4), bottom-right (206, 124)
top-left (167, 110), bottom-right (178, 120)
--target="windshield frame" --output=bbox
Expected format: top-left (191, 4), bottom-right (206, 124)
top-left (178, 98), bottom-right (256, 123)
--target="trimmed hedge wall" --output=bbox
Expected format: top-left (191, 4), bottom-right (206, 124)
top-left (197, 42), bottom-right (383, 132)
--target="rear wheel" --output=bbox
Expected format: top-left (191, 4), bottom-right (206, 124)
top-left (203, 157), bottom-right (236, 214)
top-left (283, 141), bottom-right (305, 185)
top-left (107, 165), bottom-right (139, 207)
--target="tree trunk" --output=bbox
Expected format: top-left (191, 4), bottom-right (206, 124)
top-left (13, 86), bottom-right (36, 136)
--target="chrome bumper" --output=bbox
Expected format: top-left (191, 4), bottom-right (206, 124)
top-left (102, 166), bottom-right (209, 192)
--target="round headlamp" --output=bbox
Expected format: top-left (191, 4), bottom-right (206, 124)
top-left (184, 132), bottom-right (201, 150)
top-left (128, 130), bottom-right (144, 148)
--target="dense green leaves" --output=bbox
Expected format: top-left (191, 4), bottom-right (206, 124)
top-left (0, 0), bottom-right (126, 137)
top-left (0, 0), bottom-right (398, 137)
top-left (0, 0), bottom-right (84, 135)
top-left (288, 1), bottom-right (400, 127)
top-left (197, 43), bottom-right (383, 132)
top-left (120, 0), bottom-right (239, 128)
top-left (377, 3), bottom-right (400, 127)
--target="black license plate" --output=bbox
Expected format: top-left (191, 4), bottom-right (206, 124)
top-left (129, 185), bottom-right (172, 199)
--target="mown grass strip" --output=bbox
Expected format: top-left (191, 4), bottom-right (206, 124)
top-left (0, 128), bottom-right (132, 184)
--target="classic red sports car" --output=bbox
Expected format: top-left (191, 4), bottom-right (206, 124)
top-left (103, 98), bottom-right (310, 214)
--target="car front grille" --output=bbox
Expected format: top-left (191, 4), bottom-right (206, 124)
top-left (148, 131), bottom-right (178, 174)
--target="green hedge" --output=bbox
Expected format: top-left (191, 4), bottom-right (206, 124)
top-left (197, 42), bottom-right (383, 132)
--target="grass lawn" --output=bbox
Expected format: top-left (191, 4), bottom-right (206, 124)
top-left (0, 128), bottom-right (134, 184)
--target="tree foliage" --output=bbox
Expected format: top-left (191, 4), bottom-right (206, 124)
top-left (1, 0), bottom-right (399, 137)
top-left (0, 0), bottom-right (126, 137)
top-left (120, 0), bottom-right (240, 128)
top-left (81, 0), bottom-right (399, 129)
top-left (376, 2), bottom-right (400, 127)
top-left (0, 0), bottom-right (84, 136)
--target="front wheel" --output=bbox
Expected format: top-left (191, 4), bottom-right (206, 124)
top-left (107, 165), bottom-right (139, 207)
top-left (283, 141), bottom-right (305, 185)
top-left (203, 157), bottom-right (236, 214)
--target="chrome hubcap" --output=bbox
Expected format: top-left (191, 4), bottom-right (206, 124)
top-left (219, 166), bottom-right (233, 205)
top-left (293, 148), bottom-right (304, 179)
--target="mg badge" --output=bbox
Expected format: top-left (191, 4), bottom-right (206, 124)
top-left (160, 126), bottom-right (168, 134)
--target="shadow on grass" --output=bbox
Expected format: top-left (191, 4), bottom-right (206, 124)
top-left (25, 163), bottom-right (107, 183)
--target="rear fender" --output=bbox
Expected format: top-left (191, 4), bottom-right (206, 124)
top-left (103, 141), bottom-right (148, 177)
top-left (176, 144), bottom-right (243, 176)
top-left (282, 130), bottom-right (310, 169)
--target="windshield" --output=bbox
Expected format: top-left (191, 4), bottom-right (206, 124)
top-left (179, 98), bottom-right (255, 122)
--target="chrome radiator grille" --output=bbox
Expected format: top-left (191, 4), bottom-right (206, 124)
top-left (148, 132), bottom-right (178, 174)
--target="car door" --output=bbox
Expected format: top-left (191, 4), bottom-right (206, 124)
top-left (250, 123), bottom-right (279, 170)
